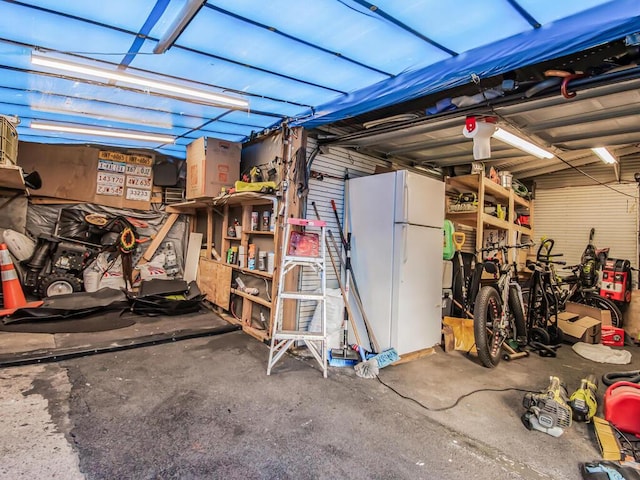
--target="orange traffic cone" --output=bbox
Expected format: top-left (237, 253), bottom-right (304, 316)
top-left (0, 243), bottom-right (43, 316)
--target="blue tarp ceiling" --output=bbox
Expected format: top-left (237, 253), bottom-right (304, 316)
top-left (0, 0), bottom-right (638, 158)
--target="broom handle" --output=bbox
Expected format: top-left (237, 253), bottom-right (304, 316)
top-left (311, 202), bottom-right (363, 348)
top-left (327, 232), bottom-right (379, 353)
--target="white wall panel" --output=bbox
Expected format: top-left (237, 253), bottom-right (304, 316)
top-left (297, 140), bottom-right (389, 331)
top-left (532, 183), bottom-right (638, 283)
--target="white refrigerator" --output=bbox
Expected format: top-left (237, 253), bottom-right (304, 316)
top-left (347, 170), bottom-right (444, 355)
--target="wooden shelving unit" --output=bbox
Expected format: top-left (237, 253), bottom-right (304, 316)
top-left (217, 192), bottom-right (279, 341)
top-left (445, 174), bottom-right (533, 264)
top-left (169, 192), bottom-right (281, 341)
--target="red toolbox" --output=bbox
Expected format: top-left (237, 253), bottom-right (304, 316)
top-left (604, 381), bottom-right (640, 437)
top-left (601, 325), bottom-right (625, 347)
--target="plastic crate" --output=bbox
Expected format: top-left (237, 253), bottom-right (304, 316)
top-left (0, 117), bottom-right (18, 166)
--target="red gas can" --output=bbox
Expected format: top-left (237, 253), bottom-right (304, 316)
top-left (604, 381), bottom-right (640, 436)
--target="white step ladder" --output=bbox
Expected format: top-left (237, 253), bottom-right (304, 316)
top-left (267, 218), bottom-right (328, 378)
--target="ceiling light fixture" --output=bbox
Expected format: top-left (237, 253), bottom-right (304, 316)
top-left (492, 127), bottom-right (555, 159)
top-left (31, 52), bottom-right (249, 109)
top-left (30, 121), bottom-right (176, 143)
top-left (153, 0), bottom-right (207, 54)
top-left (31, 103), bottom-right (174, 130)
top-left (591, 147), bottom-right (617, 164)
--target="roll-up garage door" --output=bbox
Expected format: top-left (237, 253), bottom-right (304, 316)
top-left (532, 183), bottom-right (638, 280)
top-left (297, 140), bottom-right (387, 331)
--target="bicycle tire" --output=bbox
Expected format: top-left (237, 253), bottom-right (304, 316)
top-left (473, 286), bottom-right (503, 368)
top-left (508, 285), bottom-right (527, 344)
top-left (579, 293), bottom-right (624, 328)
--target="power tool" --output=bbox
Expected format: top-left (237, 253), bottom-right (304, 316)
top-left (522, 376), bottom-right (572, 437)
top-left (570, 374), bottom-right (598, 422)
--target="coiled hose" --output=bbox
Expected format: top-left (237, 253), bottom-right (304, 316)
top-left (602, 370), bottom-right (640, 386)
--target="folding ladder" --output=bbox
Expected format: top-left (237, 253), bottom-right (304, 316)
top-left (267, 218), bottom-right (328, 378)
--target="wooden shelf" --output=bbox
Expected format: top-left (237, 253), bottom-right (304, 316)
top-left (230, 288), bottom-right (272, 308)
top-left (247, 230), bottom-right (274, 236)
top-left (445, 173), bottom-right (533, 263)
top-left (165, 198), bottom-right (211, 213)
top-left (213, 191), bottom-right (276, 207)
top-left (242, 324), bottom-right (269, 342)
top-left (0, 165), bottom-right (26, 191)
top-left (231, 265), bottom-right (273, 279)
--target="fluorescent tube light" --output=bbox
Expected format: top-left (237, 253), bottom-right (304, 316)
top-left (30, 121), bottom-right (176, 143)
top-left (153, 0), bottom-right (207, 54)
top-left (31, 53), bottom-right (249, 109)
top-left (31, 103), bottom-right (174, 130)
top-left (591, 147), bottom-right (617, 164)
top-left (492, 128), bottom-right (554, 159)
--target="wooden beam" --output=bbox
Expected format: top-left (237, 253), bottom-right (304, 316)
top-left (132, 213), bottom-right (179, 283)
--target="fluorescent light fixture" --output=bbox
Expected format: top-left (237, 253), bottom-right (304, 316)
top-left (153, 0), bottom-right (207, 54)
top-left (591, 147), bottom-right (617, 164)
top-left (31, 52), bottom-right (249, 109)
top-left (492, 128), bottom-right (554, 159)
top-left (31, 102), bottom-right (174, 130)
top-left (30, 121), bottom-right (176, 143)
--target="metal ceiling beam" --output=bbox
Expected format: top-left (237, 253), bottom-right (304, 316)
top-left (386, 136), bottom-right (467, 155)
top-left (325, 114), bottom-right (468, 146)
top-left (507, 150), bottom-right (593, 173)
top-left (414, 144), bottom-right (517, 162)
top-left (495, 73), bottom-right (640, 116)
top-left (505, 0), bottom-right (540, 28)
top-left (552, 128), bottom-right (640, 146)
top-left (205, 4), bottom-right (394, 77)
top-left (349, 0), bottom-right (457, 57)
top-left (154, 0), bottom-right (206, 54)
top-left (523, 104), bottom-right (640, 132)
top-left (516, 158), bottom-right (603, 179)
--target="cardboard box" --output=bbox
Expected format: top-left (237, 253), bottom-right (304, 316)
top-left (565, 301), bottom-right (612, 327)
top-left (623, 289), bottom-right (640, 341)
top-left (558, 315), bottom-right (601, 344)
top-left (186, 137), bottom-right (241, 199)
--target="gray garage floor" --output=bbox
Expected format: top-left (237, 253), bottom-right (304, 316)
top-left (0, 316), bottom-right (639, 480)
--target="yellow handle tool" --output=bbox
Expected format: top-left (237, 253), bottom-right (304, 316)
top-left (452, 231), bottom-right (466, 252)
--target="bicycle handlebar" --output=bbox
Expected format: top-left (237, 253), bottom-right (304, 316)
top-left (538, 258), bottom-right (567, 265)
top-left (478, 242), bottom-right (533, 253)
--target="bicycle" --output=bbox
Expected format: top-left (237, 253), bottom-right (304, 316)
top-left (473, 242), bottom-right (532, 368)
top-left (534, 237), bottom-right (623, 328)
top-left (524, 238), bottom-right (567, 345)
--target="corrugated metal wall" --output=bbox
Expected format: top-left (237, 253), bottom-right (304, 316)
top-left (532, 183), bottom-right (638, 278)
top-left (297, 141), bottom-right (391, 330)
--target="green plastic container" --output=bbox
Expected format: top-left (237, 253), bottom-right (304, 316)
top-left (443, 219), bottom-right (455, 260)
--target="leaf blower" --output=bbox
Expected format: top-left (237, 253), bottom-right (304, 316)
top-left (522, 376), bottom-right (572, 437)
top-left (569, 374), bottom-right (598, 423)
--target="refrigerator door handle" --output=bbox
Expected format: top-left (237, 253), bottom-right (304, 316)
top-left (402, 224), bottom-right (408, 264)
top-left (403, 183), bottom-right (409, 224)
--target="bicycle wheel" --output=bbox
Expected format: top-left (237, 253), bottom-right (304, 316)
top-left (508, 285), bottom-right (527, 345)
top-left (473, 286), bottom-right (503, 368)
top-left (581, 293), bottom-right (624, 328)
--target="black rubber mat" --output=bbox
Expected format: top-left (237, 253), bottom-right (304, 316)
top-left (0, 310), bottom-right (135, 333)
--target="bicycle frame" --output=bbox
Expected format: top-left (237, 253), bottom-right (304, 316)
top-left (481, 243), bottom-right (529, 350)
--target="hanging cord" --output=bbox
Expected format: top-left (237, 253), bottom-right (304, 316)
top-left (470, 74), bottom-right (636, 199)
top-left (264, 278), bottom-right (272, 302)
top-left (376, 374), bottom-right (540, 412)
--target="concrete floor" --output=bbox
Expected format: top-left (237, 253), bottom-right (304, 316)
top-left (0, 320), bottom-right (639, 480)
